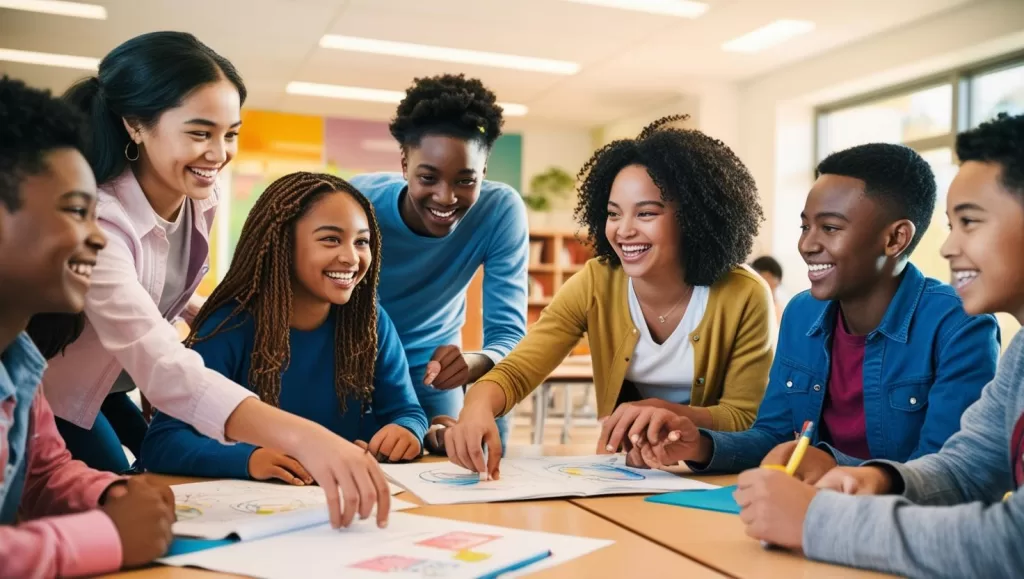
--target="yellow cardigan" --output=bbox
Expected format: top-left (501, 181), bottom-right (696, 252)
top-left (481, 259), bottom-right (775, 431)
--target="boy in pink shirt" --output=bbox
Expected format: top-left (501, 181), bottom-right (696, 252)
top-left (0, 75), bottom-right (175, 577)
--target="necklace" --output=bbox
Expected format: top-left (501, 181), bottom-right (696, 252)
top-left (639, 285), bottom-right (693, 323)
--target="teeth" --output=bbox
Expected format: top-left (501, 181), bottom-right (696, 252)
top-left (953, 270), bottom-right (979, 281)
top-left (68, 263), bottom-right (93, 277)
top-left (429, 208), bottom-right (457, 219)
top-left (621, 244), bottom-right (651, 254)
top-left (325, 272), bottom-right (356, 282)
top-left (188, 167), bottom-right (217, 179)
top-left (808, 264), bottom-right (835, 272)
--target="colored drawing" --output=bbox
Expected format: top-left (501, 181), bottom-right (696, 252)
top-left (350, 555), bottom-right (422, 572)
top-left (175, 504), bottom-right (203, 520)
top-left (452, 550), bottom-right (492, 562)
top-left (231, 498), bottom-right (312, 515)
top-left (544, 463), bottom-right (645, 482)
top-left (418, 470), bottom-right (482, 486)
top-left (418, 531), bottom-right (500, 551)
top-left (409, 560), bottom-right (462, 575)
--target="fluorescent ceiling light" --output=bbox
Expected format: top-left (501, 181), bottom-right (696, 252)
top-left (319, 35), bottom-right (579, 76)
top-left (0, 0), bottom-right (106, 19)
top-left (286, 82), bottom-right (528, 116)
top-left (562, 0), bottom-right (708, 18)
top-left (0, 47), bottom-right (98, 70)
top-left (722, 19), bottom-right (815, 53)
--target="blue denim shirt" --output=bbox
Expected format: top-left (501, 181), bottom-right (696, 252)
top-left (697, 264), bottom-right (1000, 472)
top-left (0, 333), bottom-right (47, 524)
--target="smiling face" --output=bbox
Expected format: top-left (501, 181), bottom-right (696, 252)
top-left (0, 148), bottom-right (107, 315)
top-left (400, 134), bottom-right (487, 237)
top-left (128, 80), bottom-right (241, 203)
top-left (941, 161), bottom-right (1024, 320)
top-left (604, 164), bottom-right (683, 281)
top-left (291, 191), bottom-right (373, 311)
top-left (799, 174), bottom-right (912, 301)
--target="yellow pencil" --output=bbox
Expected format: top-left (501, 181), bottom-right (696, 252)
top-left (764, 421), bottom-right (815, 475)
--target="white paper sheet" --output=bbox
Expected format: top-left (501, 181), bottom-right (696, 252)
top-left (160, 511), bottom-right (612, 579)
top-left (382, 455), bottom-right (718, 505)
top-left (172, 480), bottom-right (416, 540)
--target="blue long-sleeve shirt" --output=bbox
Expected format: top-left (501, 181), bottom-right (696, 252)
top-left (348, 173), bottom-right (529, 381)
top-left (139, 303), bottom-right (428, 478)
top-left (694, 264), bottom-right (999, 472)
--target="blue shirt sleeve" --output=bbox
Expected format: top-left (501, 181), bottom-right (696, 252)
top-left (139, 308), bottom-right (258, 479)
top-left (479, 187), bottom-right (530, 362)
top-left (370, 304), bottom-right (429, 442)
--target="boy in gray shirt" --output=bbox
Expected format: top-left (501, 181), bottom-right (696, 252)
top-left (732, 112), bottom-right (1024, 578)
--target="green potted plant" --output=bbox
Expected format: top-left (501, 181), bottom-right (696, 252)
top-left (523, 167), bottom-right (575, 228)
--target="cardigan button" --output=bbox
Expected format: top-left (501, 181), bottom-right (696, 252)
top-left (813, 384), bottom-right (821, 392)
top-left (632, 328), bottom-right (638, 334)
top-left (692, 335), bottom-right (700, 342)
top-left (697, 377), bottom-right (705, 385)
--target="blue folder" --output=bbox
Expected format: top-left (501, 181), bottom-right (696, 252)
top-left (165, 537), bottom-right (236, 557)
top-left (644, 485), bottom-right (740, 514)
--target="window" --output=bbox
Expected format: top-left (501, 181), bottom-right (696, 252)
top-left (970, 62), bottom-right (1024, 126)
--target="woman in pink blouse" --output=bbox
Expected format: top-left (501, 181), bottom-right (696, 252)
top-left (32, 31), bottom-right (391, 530)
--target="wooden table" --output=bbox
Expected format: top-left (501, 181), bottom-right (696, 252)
top-left (103, 446), bottom-right (723, 578)
top-left (571, 474), bottom-right (897, 579)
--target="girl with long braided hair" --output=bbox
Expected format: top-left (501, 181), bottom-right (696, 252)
top-left (139, 172), bottom-right (427, 482)
top-left (445, 116), bottom-right (774, 478)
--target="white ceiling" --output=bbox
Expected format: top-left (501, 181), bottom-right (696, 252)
top-left (0, 0), bottom-right (978, 128)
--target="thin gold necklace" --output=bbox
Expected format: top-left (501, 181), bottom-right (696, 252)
top-left (639, 285), bottom-right (693, 323)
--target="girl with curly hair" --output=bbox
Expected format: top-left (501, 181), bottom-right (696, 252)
top-left (349, 74), bottom-right (530, 454)
top-left (445, 115), bottom-right (775, 477)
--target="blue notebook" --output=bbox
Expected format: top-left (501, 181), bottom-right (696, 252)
top-left (165, 537), bottom-right (235, 557)
top-left (644, 485), bottom-right (740, 514)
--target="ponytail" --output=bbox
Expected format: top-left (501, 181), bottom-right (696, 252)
top-left (64, 76), bottom-right (130, 185)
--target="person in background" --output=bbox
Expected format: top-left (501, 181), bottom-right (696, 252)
top-left (444, 116), bottom-right (775, 478)
top-left (0, 75), bottom-right (175, 577)
top-left (349, 74), bottom-right (529, 454)
top-left (734, 112), bottom-right (1024, 579)
top-left (620, 143), bottom-right (999, 485)
top-left (751, 255), bottom-right (785, 322)
top-left (140, 173), bottom-right (427, 480)
top-left (28, 31), bottom-right (389, 529)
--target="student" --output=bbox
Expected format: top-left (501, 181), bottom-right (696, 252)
top-left (734, 113), bottom-right (1024, 579)
top-left (621, 143), bottom-right (999, 482)
top-left (751, 255), bottom-right (785, 322)
top-left (30, 31), bottom-right (389, 528)
top-left (139, 173), bottom-right (428, 480)
top-left (349, 74), bottom-right (529, 452)
top-left (445, 116), bottom-right (775, 477)
top-left (0, 75), bottom-right (175, 577)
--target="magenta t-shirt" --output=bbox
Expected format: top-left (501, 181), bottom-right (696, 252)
top-left (821, 311), bottom-right (871, 459)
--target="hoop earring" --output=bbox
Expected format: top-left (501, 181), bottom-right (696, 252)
top-left (124, 140), bottom-right (140, 162)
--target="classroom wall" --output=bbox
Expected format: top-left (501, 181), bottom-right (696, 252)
top-left (732, 0), bottom-right (1024, 343)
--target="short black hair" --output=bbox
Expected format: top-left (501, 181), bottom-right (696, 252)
top-left (956, 112), bottom-right (1024, 201)
top-left (751, 256), bottom-right (783, 280)
top-left (64, 31), bottom-right (246, 185)
top-left (575, 115), bottom-right (764, 287)
top-left (389, 74), bottom-right (504, 151)
top-left (0, 75), bottom-right (89, 211)
top-left (815, 143), bottom-right (936, 255)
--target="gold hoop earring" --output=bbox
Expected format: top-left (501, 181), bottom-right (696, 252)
top-left (124, 140), bottom-right (140, 162)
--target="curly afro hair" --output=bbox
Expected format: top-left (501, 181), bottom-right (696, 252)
top-left (956, 112), bottom-right (1024, 201)
top-left (389, 73), bottom-right (504, 151)
top-left (816, 143), bottom-right (936, 255)
top-left (574, 115), bottom-right (763, 287)
top-left (0, 75), bottom-right (89, 211)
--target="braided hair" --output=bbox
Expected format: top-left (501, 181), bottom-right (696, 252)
top-left (188, 172), bottom-right (381, 411)
top-left (575, 115), bottom-right (763, 287)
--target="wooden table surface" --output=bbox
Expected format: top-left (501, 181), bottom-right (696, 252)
top-left (571, 473), bottom-right (897, 579)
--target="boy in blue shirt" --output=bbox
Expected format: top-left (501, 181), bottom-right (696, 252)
top-left (351, 75), bottom-right (530, 452)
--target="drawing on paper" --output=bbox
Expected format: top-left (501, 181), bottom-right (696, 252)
top-left (230, 498), bottom-right (314, 515)
top-left (417, 531), bottom-right (500, 551)
top-left (350, 555), bottom-right (422, 572)
top-left (175, 504), bottom-right (203, 520)
top-left (544, 462), bottom-right (645, 482)
top-left (409, 560), bottom-right (462, 575)
top-left (418, 470), bottom-right (482, 486)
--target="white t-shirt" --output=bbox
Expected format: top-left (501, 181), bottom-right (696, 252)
top-left (110, 201), bottom-right (192, 394)
top-left (624, 280), bottom-right (710, 405)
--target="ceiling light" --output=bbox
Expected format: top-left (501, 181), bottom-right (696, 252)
top-left (319, 35), bottom-right (579, 76)
top-left (722, 19), bottom-right (815, 53)
top-left (0, 0), bottom-right (106, 19)
top-left (286, 82), bottom-right (528, 116)
top-left (0, 47), bottom-right (98, 70)
top-left (561, 0), bottom-right (708, 18)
